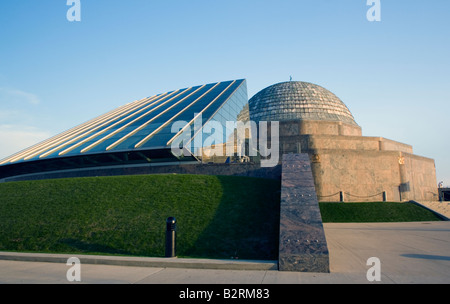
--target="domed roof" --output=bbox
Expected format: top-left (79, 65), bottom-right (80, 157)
top-left (249, 81), bottom-right (358, 126)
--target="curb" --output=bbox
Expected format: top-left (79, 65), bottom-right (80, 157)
top-left (0, 252), bottom-right (278, 271)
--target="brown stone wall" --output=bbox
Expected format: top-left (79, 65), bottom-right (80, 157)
top-left (279, 134), bottom-right (413, 154)
top-left (380, 138), bottom-right (413, 154)
top-left (311, 150), bottom-right (402, 202)
top-left (307, 135), bottom-right (380, 151)
top-left (310, 150), bottom-right (438, 202)
top-left (279, 120), bottom-right (362, 137)
top-left (338, 122), bottom-right (363, 136)
top-left (275, 120), bottom-right (437, 202)
top-left (401, 153), bottom-right (439, 201)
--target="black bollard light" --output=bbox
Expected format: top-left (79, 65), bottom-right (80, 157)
top-left (165, 217), bottom-right (177, 258)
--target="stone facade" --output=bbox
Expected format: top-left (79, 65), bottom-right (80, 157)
top-left (278, 154), bottom-right (329, 272)
top-left (275, 120), bottom-right (438, 202)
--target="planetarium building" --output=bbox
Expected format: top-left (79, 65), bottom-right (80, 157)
top-left (249, 81), bottom-right (438, 202)
top-left (0, 79), bottom-right (438, 202)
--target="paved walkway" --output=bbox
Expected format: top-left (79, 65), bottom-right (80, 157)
top-left (0, 222), bottom-right (449, 284)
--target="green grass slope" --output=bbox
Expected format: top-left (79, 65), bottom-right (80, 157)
top-left (0, 175), bottom-right (442, 260)
top-left (0, 175), bottom-right (281, 260)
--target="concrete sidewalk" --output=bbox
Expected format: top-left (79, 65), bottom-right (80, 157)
top-left (0, 222), bottom-right (449, 284)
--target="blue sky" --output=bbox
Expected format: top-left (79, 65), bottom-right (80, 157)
top-left (0, 0), bottom-right (449, 185)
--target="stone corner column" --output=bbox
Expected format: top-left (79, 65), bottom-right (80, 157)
top-left (278, 153), bottom-right (330, 273)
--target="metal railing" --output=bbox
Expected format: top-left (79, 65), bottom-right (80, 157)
top-left (318, 191), bottom-right (387, 202)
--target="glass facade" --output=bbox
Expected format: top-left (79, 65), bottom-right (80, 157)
top-left (0, 79), bottom-right (249, 178)
top-left (184, 80), bottom-right (249, 155)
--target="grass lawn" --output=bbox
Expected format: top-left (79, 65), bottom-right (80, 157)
top-left (0, 174), bottom-right (442, 260)
top-left (0, 175), bottom-right (281, 260)
top-left (319, 202), bottom-right (443, 223)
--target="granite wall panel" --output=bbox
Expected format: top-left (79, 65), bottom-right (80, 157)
top-left (278, 153), bottom-right (330, 272)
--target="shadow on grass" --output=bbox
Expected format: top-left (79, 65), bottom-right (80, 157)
top-left (58, 238), bottom-right (133, 256)
top-left (183, 176), bottom-right (281, 261)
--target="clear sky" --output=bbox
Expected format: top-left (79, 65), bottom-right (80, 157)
top-left (0, 0), bottom-right (449, 186)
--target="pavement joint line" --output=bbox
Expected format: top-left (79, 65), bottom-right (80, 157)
top-left (133, 268), bottom-right (166, 284)
top-left (0, 252), bottom-right (278, 271)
